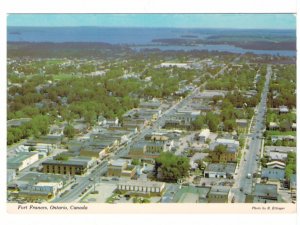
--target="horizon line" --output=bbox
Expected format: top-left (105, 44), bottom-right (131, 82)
top-left (7, 25), bottom-right (296, 31)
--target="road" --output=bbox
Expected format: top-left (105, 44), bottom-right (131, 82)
top-left (51, 161), bottom-right (108, 203)
top-left (232, 65), bottom-right (272, 202)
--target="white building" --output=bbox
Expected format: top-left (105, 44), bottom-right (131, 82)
top-left (7, 152), bottom-right (39, 172)
top-left (117, 180), bottom-right (166, 194)
top-left (199, 129), bottom-right (210, 143)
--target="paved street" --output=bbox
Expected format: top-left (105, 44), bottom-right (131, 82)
top-left (232, 65), bottom-right (272, 202)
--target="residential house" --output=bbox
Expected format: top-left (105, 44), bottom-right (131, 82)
top-left (198, 129), bottom-right (210, 143)
top-left (236, 119), bottom-right (248, 128)
top-left (279, 105), bottom-right (289, 114)
top-left (268, 122), bottom-right (279, 130)
top-left (266, 161), bottom-right (286, 169)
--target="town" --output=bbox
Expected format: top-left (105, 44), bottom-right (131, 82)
top-left (7, 40), bottom-right (296, 204)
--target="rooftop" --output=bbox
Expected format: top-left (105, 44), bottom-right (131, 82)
top-left (209, 186), bottom-right (230, 195)
top-left (118, 180), bottom-right (165, 188)
top-left (254, 183), bottom-right (278, 198)
top-left (205, 163), bottom-right (236, 174)
top-left (7, 152), bottom-right (38, 165)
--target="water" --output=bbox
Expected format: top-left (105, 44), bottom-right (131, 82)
top-left (132, 44), bottom-right (296, 57)
top-left (7, 27), bottom-right (296, 57)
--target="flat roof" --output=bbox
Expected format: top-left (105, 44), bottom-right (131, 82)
top-left (42, 159), bottom-right (87, 167)
top-left (109, 159), bottom-right (128, 167)
top-left (205, 163), bottom-right (237, 174)
top-left (118, 180), bottom-right (165, 188)
top-left (7, 152), bottom-right (38, 165)
top-left (209, 186), bottom-right (230, 195)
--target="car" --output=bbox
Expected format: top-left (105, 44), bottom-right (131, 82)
top-left (89, 177), bottom-right (94, 181)
top-left (240, 187), bottom-right (244, 192)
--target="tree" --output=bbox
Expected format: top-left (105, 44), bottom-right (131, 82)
top-left (191, 116), bottom-right (205, 130)
top-left (154, 152), bottom-right (190, 182)
top-left (63, 124), bottom-right (76, 139)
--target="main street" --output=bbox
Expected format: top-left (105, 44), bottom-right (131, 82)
top-left (232, 65), bottom-right (272, 202)
top-left (50, 61), bottom-right (232, 203)
top-left (51, 161), bottom-right (108, 203)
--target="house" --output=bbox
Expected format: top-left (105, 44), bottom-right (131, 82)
top-left (271, 135), bottom-right (295, 143)
top-left (261, 168), bottom-right (285, 181)
top-left (7, 152), bottom-right (39, 173)
top-left (266, 161), bottom-right (286, 169)
top-left (250, 183), bottom-right (278, 203)
top-left (292, 123), bottom-right (296, 131)
top-left (198, 129), bottom-right (210, 143)
top-left (236, 119), bottom-right (248, 128)
top-left (204, 163), bottom-right (236, 179)
top-left (264, 146), bottom-right (296, 155)
top-left (117, 180), bottom-right (166, 195)
top-left (207, 186), bottom-right (230, 203)
top-left (107, 159), bottom-right (136, 178)
top-left (268, 152), bottom-right (288, 162)
top-left (268, 122), bottom-right (279, 130)
top-left (279, 105), bottom-right (289, 114)
top-left (7, 118), bottom-right (32, 128)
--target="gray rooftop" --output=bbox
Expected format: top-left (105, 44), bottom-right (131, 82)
top-left (254, 184), bottom-right (278, 198)
top-left (205, 163), bottom-right (237, 174)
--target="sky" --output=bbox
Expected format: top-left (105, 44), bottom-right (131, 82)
top-left (7, 14), bottom-right (296, 29)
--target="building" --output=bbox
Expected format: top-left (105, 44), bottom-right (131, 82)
top-left (160, 62), bottom-right (191, 69)
top-left (107, 159), bottom-right (136, 178)
top-left (129, 140), bottom-right (168, 159)
top-left (268, 122), bottom-right (279, 130)
top-left (190, 153), bottom-right (209, 170)
top-left (117, 180), bottom-right (166, 195)
top-left (18, 182), bottom-right (62, 201)
top-left (204, 163), bottom-right (236, 179)
top-left (266, 161), bottom-right (286, 169)
top-left (236, 119), bottom-right (248, 128)
top-left (42, 158), bottom-right (90, 175)
top-left (207, 186), bottom-right (230, 203)
top-left (7, 152), bottom-right (39, 173)
top-left (279, 105), bottom-right (289, 114)
top-left (198, 129), bottom-right (210, 143)
top-left (250, 183), bottom-right (278, 203)
top-left (164, 110), bottom-right (200, 128)
top-left (7, 169), bottom-right (16, 183)
top-left (80, 146), bottom-right (107, 159)
top-left (271, 135), bottom-right (295, 143)
top-left (261, 168), bottom-right (285, 181)
top-left (209, 138), bottom-right (239, 163)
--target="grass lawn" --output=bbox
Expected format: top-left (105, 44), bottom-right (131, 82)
top-left (52, 73), bottom-right (77, 81)
top-left (266, 130), bottom-right (296, 136)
